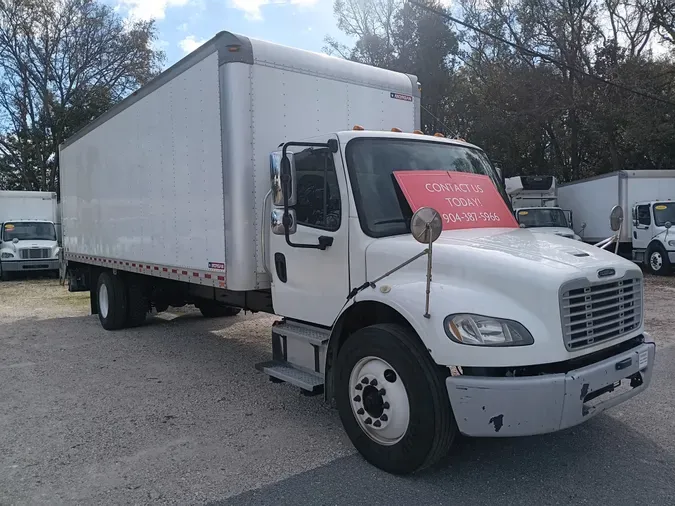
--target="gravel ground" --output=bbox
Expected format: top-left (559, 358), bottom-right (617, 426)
top-left (0, 275), bottom-right (673, 505)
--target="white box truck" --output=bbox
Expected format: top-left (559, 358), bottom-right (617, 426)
top-left (60, 31), bottom-right (655, 474)
top-left (506, 175), bottom-right (579, 240)
top-left (0, 190), bottom-right (60, 280)
top-left (558, 170), bottom-right (675, 275)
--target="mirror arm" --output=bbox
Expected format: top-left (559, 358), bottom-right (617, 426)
top-left (280, 140), bottom-right (339, 251)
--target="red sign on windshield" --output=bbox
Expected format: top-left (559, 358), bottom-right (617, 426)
top-left (393, 170), bottom-right (518, 230)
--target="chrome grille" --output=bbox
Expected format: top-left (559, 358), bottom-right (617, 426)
top-left (560, 275), bottom-right (642, 351)
top-left (19, 248), bottom-right (51, 260)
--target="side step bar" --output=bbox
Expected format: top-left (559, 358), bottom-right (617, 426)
top-left (256, 320), bottom-right (330, 395)
top-left (256, 361), bottom-right (324, 395)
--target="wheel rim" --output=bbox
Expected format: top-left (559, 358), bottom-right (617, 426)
top-left (349, 356), bottom-right (410, 446)
top-left (98, 282), bottom-right (109, 319)
top-left (650, 251), bottom-right (663, 271)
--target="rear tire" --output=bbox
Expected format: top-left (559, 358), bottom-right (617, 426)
top-left (647, 244), bottom-right (670, 275)
top-left (198, 300), bottom-right (241, 318)
top-left (96, 272), bottom-right (128, 330)
top-left (127, 279), bottom-right (149, 327)
top-left (335, 323), bottom-right (457, 474)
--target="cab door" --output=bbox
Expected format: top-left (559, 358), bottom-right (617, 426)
top-left (267, 137), bottom-right (350, 326)
top-left (633, 204), bottom-right (652, 250)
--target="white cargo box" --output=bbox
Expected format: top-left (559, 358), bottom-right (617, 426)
top-left (558, 170), bottom-right (675, 242)
top-left (60, 31), bottom-right (420, 291)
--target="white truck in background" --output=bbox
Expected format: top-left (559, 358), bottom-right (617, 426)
top-left (60, 31), bottom-right (655, 474)
top-left (0, 190), bottom-right (60, 280)
top-left (558, 170), bottom-right (675, 275)
top-left (505, 176), bottom-right (579, 240)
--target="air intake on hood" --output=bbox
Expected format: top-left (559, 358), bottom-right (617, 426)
top-left (567, 251), bottom-right (590, 257)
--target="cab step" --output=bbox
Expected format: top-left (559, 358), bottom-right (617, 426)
top-left (255, 360), bottom-right (324, 395)
top-left (256, 320), bottom-right (331, 395)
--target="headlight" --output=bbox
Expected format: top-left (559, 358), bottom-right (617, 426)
top-left (668, 240), bottom-right (675, 247)
top-left (444, 314), bottom-right (534, 347)
top-left (1, 252), bottom-right (14, 259)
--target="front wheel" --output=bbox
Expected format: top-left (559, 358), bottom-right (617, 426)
top-left (335, 324), bottom-right (457, 474)
top-left (647, 244), bottom-right (670, 275)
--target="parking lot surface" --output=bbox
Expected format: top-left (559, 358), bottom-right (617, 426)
top-left (1, 277), bottom-right (674, 505)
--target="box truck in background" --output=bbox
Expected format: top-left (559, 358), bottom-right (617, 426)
top-left (505, 175), bottom-right (579, 240)
top-left (0, 190), bottom-right (60, 280)
top-left (60, 31), bottom-right (655, 474)
top-left (558, 170), bottom-right (675, 275)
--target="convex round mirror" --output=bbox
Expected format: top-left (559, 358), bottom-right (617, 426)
top-left (610, 205), bottom-right (624, 232)
top-left (411, 207), bottom-right (443, 244)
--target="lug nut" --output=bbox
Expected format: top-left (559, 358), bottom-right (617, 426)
top-left (357, 408), bottom-right (364, 415)
top-left (370, 379), bottom-right (378, 386)
top-left (353, 395), bottom-right (361, 402)
top-left (361, 378), bottom-right (369, 385)
top-left (373, 420), bottom-right (382, 428)
top-left (365, 417), bottom-right (372, 425)
top-left (383, 402), bottom-right (390, 409)
top-left (355, 384), bottom-right (363, 391)
top-left (380, 414), bottom-right (388, 422)
top-left (379, 388), bottom-right (386, 396)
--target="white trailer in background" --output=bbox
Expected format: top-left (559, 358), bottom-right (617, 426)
top-left (60, 31), bottom-right (655, 474)
top-left (558, 170), bottom-right (675, 275)
top-left (0, 190), bottom-right (60, 280)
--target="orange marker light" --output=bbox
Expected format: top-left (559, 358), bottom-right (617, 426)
top-left (413, 130), bottom-right (424, 135)
top-left (353, 125), bottom-right (365, 131)
top-left (391, 127), bottom-right (402, 133)
top-left (434, 133), bottom-right (445, 138)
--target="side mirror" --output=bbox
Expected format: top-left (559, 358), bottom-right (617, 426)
top-left (271, 208), bottom-right (297, 236)
top-left (610, 205), bottom-right (624, 232)
top-left (270, 151), bottom-right (297, 207)
top-left (12, 238), bottom-right (19, 244)
top-left (410, 207), bottom-right (443, 244)
top-left (666, 221), bottom-right (672, 230)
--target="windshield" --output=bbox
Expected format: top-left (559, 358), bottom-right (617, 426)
top-left (653, 203), bottom-right (675, 227)
top-left (2, 222), bottom-right (56, 241)
top-left (345, 138), bottom-right (510, 237)
top-left (516, 208), bottom-right (569, 228)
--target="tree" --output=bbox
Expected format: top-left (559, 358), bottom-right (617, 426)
top-left (328, 0), bottom-right (675, 181)
top-left (0, 0), bottom-right (164, 193)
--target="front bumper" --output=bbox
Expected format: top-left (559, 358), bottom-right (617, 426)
top-left (1, 259), bottom-right (59, 272)
top-left (446, 339), bottom-right (655, 437)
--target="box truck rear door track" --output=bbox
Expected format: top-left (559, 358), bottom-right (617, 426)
top-left (65, 253), bottom-right (226, 288)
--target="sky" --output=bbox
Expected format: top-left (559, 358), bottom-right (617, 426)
top-left (109, 0), bottom-right (352, 67)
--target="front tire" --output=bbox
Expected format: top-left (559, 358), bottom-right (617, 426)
top-left (96, 272), bottom-right (128, 330)
top-left (647, 244), bottom-right (670, 275)
top-left (335, 324), bottom-right (457, 474)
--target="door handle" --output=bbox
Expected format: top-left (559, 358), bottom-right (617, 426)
top-left (275, 253), bottom-right (287, 283)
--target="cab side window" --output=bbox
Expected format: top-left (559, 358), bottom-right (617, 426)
top-left (636, 205), bottom-right (651, 227)
top-left (293, 148), bottom-right (341, 231)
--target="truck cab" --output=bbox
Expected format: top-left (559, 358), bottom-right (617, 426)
top-left (514, 206), bottom-right (580, 240)
top-left (632, 200), bottom-right (675, 274)
top-left (0, 220), bottom-right (61, 280)
top-left (262, 129), bottom-right (654, 472)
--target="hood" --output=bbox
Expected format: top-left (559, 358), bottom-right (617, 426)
top-left (526, 227), bottom-right (577, 239)
top-left (365, 227), bottom-right (638, 284)
top-left (14, 239), bottom-right (58, 249)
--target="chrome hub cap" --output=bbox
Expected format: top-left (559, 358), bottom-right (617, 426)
top-left (349, 357), bottom-right (410, 446)
top-left (98, 283), bottom-right (109, 319)
top-left (651, 251), bottom-right (663, 271)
